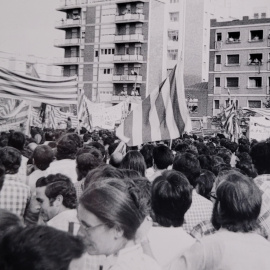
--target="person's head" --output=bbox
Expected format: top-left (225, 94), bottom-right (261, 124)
top-left (152, 144), bottom-right (174, 170)
top-left (212, 171), bottom-right (261, 233)
top-left (198, 155), bottom-right (212, 171)
top-left (84, 164), bottom-right (124, 190)
top-left (8, 131), bottom-right (25, 151)
top-left (78, 178), bottom-right (144, 256)
top-left (0, 146), bottom-right (21, 174)
top-left (0, 164), bottom-right (5, 191)
top-left (56, 134), bottom-right (80, 160)
top-left (87, 142), bottom-right (106, 161)
top-left (36, 174), bottom-right (77, 222)
top-left (32, 145), bottom-right (54, 171)
top-left (151, 170), bottom-right (192, 227)
top-left (0, 226), bottom-right (85, 270)
top-left (120, 150), bottom-right (146, 177)
top-left (174, 142), bottom-right (189, 153)
top-left (140, 144), bottom-right (155, 169)
top-left (195, 169), bottom-right (216, 200)
top-left (0, 209), bottom-right (23, 238)
top-left (109, 152), bottom-right (123, 168)
top-left (76, 153), bottom-right (101, 181)
top-left (236, 161), bottom-right (257, 178)
top-left (250, 141), bottom-right (270, 175)
top-left (172, 152), bottom-right (201, 187)
top-left (217, 148), bottom-right (232, 165)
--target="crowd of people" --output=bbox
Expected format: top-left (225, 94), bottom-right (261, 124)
top-left (0, 126), bottom-right (270, 269)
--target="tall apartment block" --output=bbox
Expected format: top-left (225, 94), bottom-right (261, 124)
top-left (166, 0), bottom-right (232, 86)
top-left (54, 0), bottom-right (166, 104)
top-left (208, 16), bottom-right (270, 117)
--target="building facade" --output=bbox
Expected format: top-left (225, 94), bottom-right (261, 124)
top-left (55, 0), bottom-right (166, 104)
top-left (208, 16), bottom-right (270, 117)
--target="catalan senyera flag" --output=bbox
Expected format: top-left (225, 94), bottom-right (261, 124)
top-left (116, 63), bottom-right (192, 146)
top-left (0, 67), bottom-right (78, 106)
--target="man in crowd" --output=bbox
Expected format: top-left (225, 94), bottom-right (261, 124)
top-left (173, 152), bottom-right (213, 233)
top-left (36, 173), bottom-right (79, 234)
top-left (0, 146), bottom-right (31, 218)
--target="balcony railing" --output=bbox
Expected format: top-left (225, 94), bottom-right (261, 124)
top-left (54, 57), bottom-right (80, 64)
top-left (248, 38), bottom-right (264, 43)
top-left (113, 54), bottom-right (143, 62)
top-left (114, 34), bottom-right (144, 43)
top-left (54, 38), bottom-right (81, 47)
top-left (215, 41), bottom-right (222, 50)
top-left (112, 95), bottom-right (141, 102)
top-left (55, 19), bottom-right (81, 28)
top-left (112, 74), bottom-right (143, 82)
top-left (115, 13), bottom-right (144, 23)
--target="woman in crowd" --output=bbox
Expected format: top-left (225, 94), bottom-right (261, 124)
top-left (77, 178), bottom-right (161, 270)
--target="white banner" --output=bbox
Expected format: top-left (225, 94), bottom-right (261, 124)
top-left (249, 117), bottom-right (270, 142)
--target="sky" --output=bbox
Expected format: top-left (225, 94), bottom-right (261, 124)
top-left (0, 0), bottom-right (269, 59)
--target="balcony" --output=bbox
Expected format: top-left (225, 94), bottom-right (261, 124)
top-left (226, 39), bottom-right (241, 44)
top-left (55, 19), bottom-right (81, 29)
top-left (54, 38), bottom-right (81, 47)
top-left (112, 95), bottom-right (141, 103)
top-left (54, 57), bottom-right (80, 65)
top-left (113, 54), bottom-right (143, 63)
top-left (115, 13), bottom-right (144, 23)
top-left (114, 34), bottom-right (144, 43)
top-left (112, 74), bottom-right (143, 83)
top-left (214, 64), bottom-right (222, 72)
top-left (215, 41), bottom-right (222, 50)
top-left (57, 0), bottom-right (86, 10)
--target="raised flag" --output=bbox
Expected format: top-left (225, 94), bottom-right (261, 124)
top-left (116, 63), bottom-right (192, 146)
top-left (0, 67), bottom-right (78, 106)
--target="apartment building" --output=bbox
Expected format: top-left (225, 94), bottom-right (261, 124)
top-left (0, 51), bottom-right (62, 80)
top-left (208, 16), bottom-right (270, 117)
top-left (55, 0), bottom-right (166, 104)
top-left (166, 0), bottom-right (232, 86)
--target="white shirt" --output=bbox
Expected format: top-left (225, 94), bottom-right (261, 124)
top-left (47, 209), bottom-right (79, 235)
top-left (46, 159), bottom-right (77, 183)
top-left (148, 226), bottom-right (195, 270)
top-left (28, 169), bottom-right (48, 192)
top-left (103, 244), bottom-right (161, 270)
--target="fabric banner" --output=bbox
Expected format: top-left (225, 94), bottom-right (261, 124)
top-left (116, 62), bottom-right (192, 146)
top-left (0, 67), bottom-right (78, 106)
top-left (249, 117), bottom-right (270, 142)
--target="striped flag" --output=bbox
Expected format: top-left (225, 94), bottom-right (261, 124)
top-left (242, 108), bottom-right (270, 119)
top-left (0, 67), bottom-right (78, 106)
top-left (116, 63), bottom-right (192, 146)
top-left (77, 89), bottom-right (92, 131)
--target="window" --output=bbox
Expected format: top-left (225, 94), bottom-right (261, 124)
top-left (168, 30), bottom-right (179, 41)
top-left (95, 51), bottom-right (99, 57)
top-left (103, 68), bottom-right (112, 74)
top-left (216, 33), bottom-right (222, 41)
top-left (261, 13), bottom-right (266, 18)
top-left (226, 99), bottom-right (239, 108)
top-left (250, 30), bottom-right (263, 41)
top-left (168, 49), bottom-right (178, 60)
top-left (216, 55), bottom-right (221, 64)
top-left (70, 66), bottom-right (77, 76)
top-left (227, 54), bottom-right (239, 65)
top-left (254, 13), bottom-right (259, 19)
top-left (248, 77), bottom-right (262, 88)
top-left (248, 100), bottom-right (261, 108)
top-left (226, 77), bottom-right (239, 88)
top-left (169, 12), bottom-right (179, 22)
top-left (227, 31), bottom-right (240, 43)
top-left (112, 49), bottom-right (115, 54)
top-left (170, 0), bottom-right (179, 2)
top-left (214, 100), bottom-right (220, 109)
top-left (248, 53), bottom-right (263, 65)
top-left (215, 77), bottom-right (221, 87)
top-left (101, 48), bottom-right (114, 55)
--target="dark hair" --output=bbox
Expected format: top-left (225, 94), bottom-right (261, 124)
top-left (174, 142), bottom-right (189, 153)
top-left (76, 153), bottom-right (101, 180)
top-left (0, 209), bottom-right (23, 238)
top-left (120, 150), bottom-right (146, 177)
top-left (140, 144), bottom-right (155, 168)
top-left (8, 132), bottom-right (25, 151)
top-left (212, 171), bottom-right (261, 232)
top-left (84, 164), bottom-right (124, 189)
top-left (77, 146), bottom-right (104, 163)
top-left (0, 146), bottom-right (21, 174)
top-left (172, 152), bottom-right (201, 187)
top-left (250, 141), bottom-right (270, 175)
top-left (120, 169), bottom-right (141, 179)
top-left (36, 174), bottom-right (77, 209)
top-left (87, 142), bottom-right (106, 158)
top-left (0, 226), bottom-right (85, 270)
top-left (198, 155), bottom-right (212, 171)
top-left (236, 161), bottom-right (257, 178)
top-left (108, 142), bottom-right (120, 156)
top-left (195, 169), bottom-right (216, 200)
top-left (80, 178), bottom-right (144, 240)
top-left (152, 144), bottom-right (173, 170)
top-left (217, 148), bottom-right (232, 165)
top-left (33, 145), bottom-right (54, 171)
top-left (56, 134), bottom-right (80, 160)
top-left (151, 170), bottom-right (192, 227)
